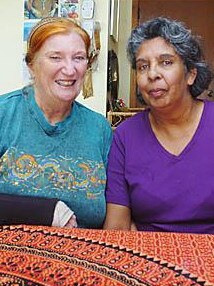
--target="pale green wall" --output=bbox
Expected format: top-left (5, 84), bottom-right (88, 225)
top-left (0, 1), bottom-right (24, 94)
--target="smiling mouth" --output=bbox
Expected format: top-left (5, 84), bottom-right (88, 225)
top-left (55, 80), bottom-right (76, 87)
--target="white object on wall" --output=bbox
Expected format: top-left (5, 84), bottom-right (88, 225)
top-left (81, 0), bottom-right (95, 19)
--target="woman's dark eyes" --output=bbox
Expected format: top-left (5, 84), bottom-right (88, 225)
top-left (162, 60), bottom-right (173, 66)
top-left (137, 60), bottom-right (173, 71)
top-left (137, 64), bottom-right (149, 71)
top-left (48, 56), bottom-right (87, 63)
top-left (50, 56), bottom-right (61, 61)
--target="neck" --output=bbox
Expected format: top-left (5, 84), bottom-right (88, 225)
top-left (148, 98), bottom-right (204, 156)
top-left (35, 93), bottom-right (72, 125)
top-left (149, 98), bottom-right (201, 130)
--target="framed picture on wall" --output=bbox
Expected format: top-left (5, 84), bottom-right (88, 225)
top-left (110, 0), bottom-right (120, 42)
top-left (24, 0), bottom-right (59, 19)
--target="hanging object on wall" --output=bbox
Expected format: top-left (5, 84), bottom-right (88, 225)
top-left (81, 0), bottom-right (95, 19)
top-left (107, 49), bottom-right (119, 111)
top-left (82, 20), bottom-right (101, 99)
top-left (110, 0), bottom-right (120, 42)
top-left (82, 67), bottom-right (93, 99)
top-left (60, 0), bottom-right (80, 20)
top-left (81, 0), bottom-right (99, 98)
top-left (90, 21), bottom-right (101, 71)
top-left (24, 0), bottom-right (59, 19)
top-left (24, 0), bottom-right (82, 20)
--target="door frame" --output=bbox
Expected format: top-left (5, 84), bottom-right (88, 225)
top-left (130, 0), bottom-right (139, 107)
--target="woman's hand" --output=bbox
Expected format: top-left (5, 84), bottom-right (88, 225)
top-left (52, 201), bottom-right (78, 228)
top-left (64, 214), bottom-right (78, 228)
top-left (131, 221), bottom-right (137, 231)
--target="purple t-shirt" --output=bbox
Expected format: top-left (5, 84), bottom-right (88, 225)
top-left (106, 100), bottom-right (214, 234)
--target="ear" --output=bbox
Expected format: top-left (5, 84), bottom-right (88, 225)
top-left (187, 68), bottom-right (197, 86)
top-left (27, 63), bottom-right (35, 79)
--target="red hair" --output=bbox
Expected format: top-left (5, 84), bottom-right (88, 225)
top-left (25, 17), bottom-right (90, 65)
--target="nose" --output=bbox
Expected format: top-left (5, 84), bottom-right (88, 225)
top-left (147, 64), bottom-right (161, 81)
top-left (61, 59), bottom-right (77, 75)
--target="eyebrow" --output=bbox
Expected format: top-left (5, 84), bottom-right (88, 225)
top-left (136, 53), bottom-right (177, 63)
top-left (159, 53), bottom-right (177, 59)
top-left (45, 50), bottom-right (87, 56)
top-left (45, 51), bottom-right (61, 55)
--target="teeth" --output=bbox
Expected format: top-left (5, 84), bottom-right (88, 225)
top-left (56, 80), bottom-right (75, 86)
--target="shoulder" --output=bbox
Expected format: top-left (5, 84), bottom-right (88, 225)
top-left (0, 88), bottom-right (24, 112)
top-left (204, 100), bottom-right (214, 109)
top-left (74, 101), bottom-right (104, 118)
top-left (0, 88), bottom-right (23, 102)
top-left (74, 102), bottom-right (113, 153)
top-left (74, 101), bottom-right (111, 128)
top-left (114, 109), bottom-right (149, 134)
top-left (202, 100), bottom-right (214, 119)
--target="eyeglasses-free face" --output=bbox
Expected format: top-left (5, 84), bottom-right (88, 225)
top-left (28, 32), bottom-right (88, 104)
top-left (136, 37), bottom-right (197, 110)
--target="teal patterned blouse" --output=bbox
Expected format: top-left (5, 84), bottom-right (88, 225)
top-left (0, 86), bottom-right (112, 228)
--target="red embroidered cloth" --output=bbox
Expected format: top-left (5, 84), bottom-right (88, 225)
top-left (0, 225), bottom-right (213, 285)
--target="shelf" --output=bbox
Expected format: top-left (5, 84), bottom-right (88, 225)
top-left (107, 108), bottom-right (146, 129)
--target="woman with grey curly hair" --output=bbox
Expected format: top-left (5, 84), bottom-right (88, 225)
top-left (104, 17), bottom-right (214, 234)
top-left (127, 17), bottom-right (212, 98)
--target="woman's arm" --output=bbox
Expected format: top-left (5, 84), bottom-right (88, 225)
top-left (0, 193), bottom-right (57, 226)
top-left (0, 193), bottom-right (76, 228)
top-left (103, 203), bottom-right (131, 230)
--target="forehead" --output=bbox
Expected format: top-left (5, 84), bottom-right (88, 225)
top-left (136, 37), bottom-right (177, 59)
top-left (40, 32), bottom-right (86, 53)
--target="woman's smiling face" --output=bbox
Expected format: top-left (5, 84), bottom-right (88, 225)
top-left (29, 32), bottom-right (88, 104)
top-left (136, 37), bottom-right (197, 110)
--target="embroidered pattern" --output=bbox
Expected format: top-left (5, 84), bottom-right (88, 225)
top-left (0, 225), bottom-right (212, 285)
top-left (0, 147), bottom-right (106, 197)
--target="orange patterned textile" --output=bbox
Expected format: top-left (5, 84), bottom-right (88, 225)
top-left (0, 225), bottom-right (213, 285)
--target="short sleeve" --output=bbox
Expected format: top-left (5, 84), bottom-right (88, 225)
top-left (105, 129), bottom-right (130, 207)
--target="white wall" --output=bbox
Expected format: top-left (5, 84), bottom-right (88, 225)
top-left (0, 0), bottom-right (110, 116)
top-left (0, 1), bottom-right (24, 94)
top-left (117, 0), bottom-right (132, 106)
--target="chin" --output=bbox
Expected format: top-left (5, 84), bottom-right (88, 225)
top-left (62, 96), bottom-right (77, 103)
top-left (57, 91), bottom-right (78, 102)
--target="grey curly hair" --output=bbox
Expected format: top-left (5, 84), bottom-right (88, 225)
top-left (127, 17), bottom-right (213, 97)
